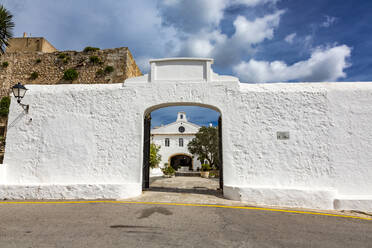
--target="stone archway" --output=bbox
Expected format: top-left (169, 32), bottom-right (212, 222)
top-left (169, 153), bottom-right (193, 171)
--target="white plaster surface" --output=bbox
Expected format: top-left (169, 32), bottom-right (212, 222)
top-left (149, 58), bottom-right (213, 82)
top-left (334, 197), bottom-right (372, 212)
top-left (0, 183), bottom-right (141, 199)
top-left (2, 58), bottom-right (372, 211)
top-left (0, 164), bottom-right (7, 183)
top-left (224, 186), bottom-right (336, 210)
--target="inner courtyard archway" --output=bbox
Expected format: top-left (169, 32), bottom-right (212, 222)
top-left (169, 154), bottom-right (193, 171)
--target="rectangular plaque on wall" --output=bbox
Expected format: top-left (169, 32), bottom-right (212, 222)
top-left (277, 131), bottom-right (290, 140)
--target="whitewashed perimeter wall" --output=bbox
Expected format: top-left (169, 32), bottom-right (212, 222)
top-left (1, 58), bottom-right (372, 211)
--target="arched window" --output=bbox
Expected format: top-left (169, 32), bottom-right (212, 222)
top-left (180, 114), bottom-right (183, 119)
top-left (165, 138), bottom-right (170, 147)
top-left (179, 138), bottom-right (183, 147)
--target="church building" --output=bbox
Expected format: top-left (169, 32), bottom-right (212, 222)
top-left (151, 112), bottom-right (202, 172)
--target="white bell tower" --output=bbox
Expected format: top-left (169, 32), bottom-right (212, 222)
top-left (176, 112), bottom-right (187, 122)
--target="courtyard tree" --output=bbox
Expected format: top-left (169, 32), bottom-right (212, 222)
top-left (150, 143), bottom-right (162, 168)
top-left (188, 126), bottom-right (220, 169)
top-left (0, 5), bottom-right (14, 54)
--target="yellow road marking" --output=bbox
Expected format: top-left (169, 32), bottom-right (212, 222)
top-left (0, 200), bottom-right (370, 221)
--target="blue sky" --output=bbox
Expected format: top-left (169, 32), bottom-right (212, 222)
top-left (151, 106), bottom-right (220, 128)
top-left (2, 0), bottom-right (372, 125)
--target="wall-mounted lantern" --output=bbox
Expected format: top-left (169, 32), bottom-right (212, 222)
top-left (11, 82), bottom-right (29, 113)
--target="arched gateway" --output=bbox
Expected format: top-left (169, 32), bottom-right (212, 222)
top-left (1, 58), bottom-right (372, 212)
top-left (143, 104), bottom-right (223, 189)
top-left (169, 154), bottom-right (193, 170)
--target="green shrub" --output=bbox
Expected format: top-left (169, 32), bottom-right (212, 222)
top-left (63, 69), bottom-right (78, 81)
top-left (83, 46), bottom-right (100, 52)
top-left (0, 96), bottom-right (10, 109)
top-left (2, 61), bottom-right (9, 67)
top-left (96, 69), bottom-right (104, 76)
top-left (58, 53), bottom-right (67, 59)
top-left (201, 163), bottom-right (211, 172)
top-left (0, 96), bottom-right (10, 117)
top-left (89, 55), bottom-right (101, 64)
top-left (30, 71), bottom-right (39, 80)
top-left (104, 65), bottom-right (114, 74)
top-left (162, 166), bottom-right (175, 176)
top-left (36, 58), bottom-right (41, 63)
top-left (96, 66), bottom-right (114, 77)
top-left (0, 108), bottom-right (8, 117)
top-left (63, 57), bottom-right (71, 64)
top-left (209, 172), bottom-right (216, 178)
top-left (57, 53), bottom-right (70, 63)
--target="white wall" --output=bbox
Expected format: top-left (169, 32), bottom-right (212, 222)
top-left (2, 58), bottom-right (372, 211)
top-left (2, 84), bottom-right (143, 199)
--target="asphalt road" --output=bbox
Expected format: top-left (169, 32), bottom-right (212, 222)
top-left (0, 202), bottom-right (371, 248)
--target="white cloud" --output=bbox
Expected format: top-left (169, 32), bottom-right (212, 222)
top-left (284, 33), bottom-right (296, 44)
top-left (159, 0), bottom-right (227, 33)
top-left (159, 0), bottom-right (281, 35)
top-left (229, 0), bottom-right (280, 7)
top-left (321, 15), bottom-right (337, 28)
top-left (232, 10), bottom-right (284, 46)
top-left (179, 38), bottom-right (214, 57)
top-left (207, 10), bottom-right (284, 66)
top-left (157, 0), bottom-right (284, 63)
top-left (176, 30), bottom-right (227, 57)
top-left (233, 45), bottom-right (351, 83)
top-left (168, 9), bottom-right (285, 67)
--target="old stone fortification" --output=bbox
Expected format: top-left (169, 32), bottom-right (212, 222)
top-left (0, 47), bottom-right (142, 98)
top-left (6, 37), bottom-right (57, 53)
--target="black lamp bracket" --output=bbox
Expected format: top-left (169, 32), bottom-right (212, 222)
top-left (17, 100), bottom-right (29, 113)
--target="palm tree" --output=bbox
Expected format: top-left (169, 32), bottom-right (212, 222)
top-left (0, 5), bottom-right (14, 54)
